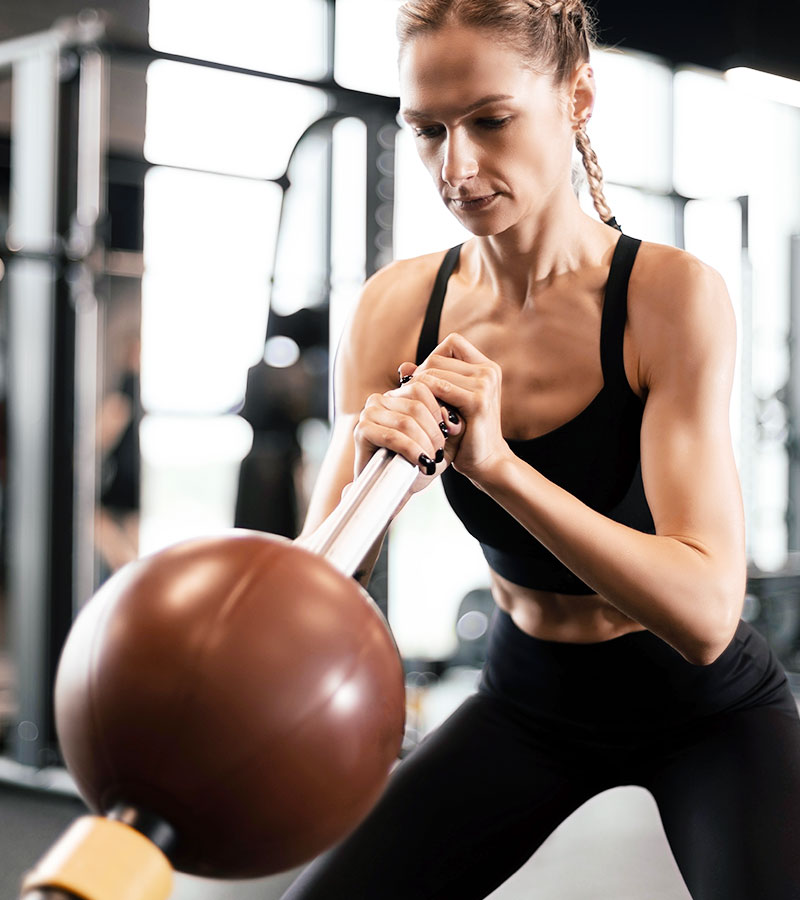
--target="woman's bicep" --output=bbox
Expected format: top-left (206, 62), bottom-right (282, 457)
top-left (641, 389), bottom-right (744, 566)
top-left (638, 263), bottom-right (746, 601)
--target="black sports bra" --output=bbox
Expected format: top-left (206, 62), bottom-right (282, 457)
top-left (415, 234), bottom-right (655, 594)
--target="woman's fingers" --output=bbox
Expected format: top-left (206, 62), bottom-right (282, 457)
top-left (395, 371), bottom-right (462, 443)
top-left (403, 334), bottom-right (507, 480)
top-left (388, 380), bottom-right (446, 432)
top-left (430, 331), bottom-right (492, 365)
top-left (356, 388), bottom-right (447, 475)
top-left (395, 361), bottom-right (465, 440)
top-left (397, 361), bottom-right (417, 384)
top-left (413, 365), bottom-right (500, 415)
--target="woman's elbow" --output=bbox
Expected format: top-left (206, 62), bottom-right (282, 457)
top-left (683, 637), bottom-right (731, 667)
top-left (681, 582), bottom-right (745, 666)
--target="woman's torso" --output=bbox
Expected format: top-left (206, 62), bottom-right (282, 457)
top-left (396, 231), bottom-right (656, 643)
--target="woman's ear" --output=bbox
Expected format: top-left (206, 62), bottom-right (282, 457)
top-left (570, 62), bottom-right (596, 128)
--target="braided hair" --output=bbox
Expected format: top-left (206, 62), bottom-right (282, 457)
top-left (397, 0), bottom-right (619, 229)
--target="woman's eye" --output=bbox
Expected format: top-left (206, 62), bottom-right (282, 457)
top-left (477, 117), bottom-right (511, 130)
top-left (414, 125), bottom-right (444, 139)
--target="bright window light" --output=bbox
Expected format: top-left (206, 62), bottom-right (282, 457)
top-left (726, 67), bottom-right (800, 109)
top-left (143, 167), bottom-right (281, 278)
top-left (141, 266), bottom-right (270, 414)
top-left (139, 414), bottom-right (254, 555)
top-left (589, 49), bottom-right (672, 193)
top-left (331, 118), bottom-right (367, 290)
top-left (673, 69), bottom-right (760, 199)
top-left (330, 118), bottom-right (367, 360)
top-left (334, 0), bottom-right (404, 96)
top-left (140, 414), bottom-right (254, 466)
top-left (271, 132), bottom-right (330, 316)
top-left (144, 60), bottom-right (328, 179)
top-left (388, 480), bottom-right (489, 659)
top-left (149, 0), bottom-right (329, 80)
top-left (753, 446), bottom-right (790, 572)
top-left (141, 167), bottom-right (281, 415)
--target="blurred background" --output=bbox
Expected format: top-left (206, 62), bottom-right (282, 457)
top-left (0, 0), bottom-right (799, 897)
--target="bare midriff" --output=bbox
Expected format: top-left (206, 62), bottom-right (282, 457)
top-left (489, 568), bottom-right (645, 644)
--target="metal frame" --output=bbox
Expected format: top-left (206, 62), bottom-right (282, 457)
top-left (2, 15), bottom-right (107, 768)
top-left (788, 234), bottom-right (800, 549)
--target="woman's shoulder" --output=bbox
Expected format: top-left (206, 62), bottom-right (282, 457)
top-left (363, 247), bottom-right (454, 306)
top-left (628, 239), bottom-right (732, 336)
top-left (334, 247), bottom-right (457, 396)
top-left (630, 239), bottom-right (730, 314)
top-left (628, 239), bottom-right (735, 379)
top-left (346, 247), bottom-right (456, 346)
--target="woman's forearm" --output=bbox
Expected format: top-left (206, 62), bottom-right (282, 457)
top-left (476, 452), bottom-right (745, 664)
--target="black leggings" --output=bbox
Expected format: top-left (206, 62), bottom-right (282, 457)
top-left (281, 612), bottom-right (800, 900)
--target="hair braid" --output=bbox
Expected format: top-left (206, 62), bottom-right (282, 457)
top-left (574, 124), bottom-right (616, 227)
top-left (526, 0), bottom-right (583, 16)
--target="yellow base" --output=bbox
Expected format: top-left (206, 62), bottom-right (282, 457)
top-left (21, 816), bottom-right (173, 900)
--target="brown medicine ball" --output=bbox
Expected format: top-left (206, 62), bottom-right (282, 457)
top-left (55, 531), bottom-right (406, 878)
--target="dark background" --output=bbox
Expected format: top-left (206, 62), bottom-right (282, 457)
top-left (594, 0), bottom-right (800, 80)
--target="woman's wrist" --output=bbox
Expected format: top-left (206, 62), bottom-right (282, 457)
top-left (462, 443), bottom-right (518, 494)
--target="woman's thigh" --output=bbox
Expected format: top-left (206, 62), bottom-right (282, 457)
top-left (280, 692), bottom-right (597, 900)
top-left (647, 703), bottom-right (800, 900)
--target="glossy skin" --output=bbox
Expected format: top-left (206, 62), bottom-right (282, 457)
top-left (301, 25), bottom-right (746, 664)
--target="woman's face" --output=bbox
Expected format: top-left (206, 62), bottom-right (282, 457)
top-left (399, 25), bottom-right (579, 237)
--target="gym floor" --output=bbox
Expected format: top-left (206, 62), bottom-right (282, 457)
top-left (1, 779), bottom-right (692, 899)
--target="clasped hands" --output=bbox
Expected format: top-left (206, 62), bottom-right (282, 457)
top-left (354, 333), bottom-right (509, 488)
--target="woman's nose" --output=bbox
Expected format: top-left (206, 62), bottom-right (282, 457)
top-left (441, 132), bottom-right (478, 187)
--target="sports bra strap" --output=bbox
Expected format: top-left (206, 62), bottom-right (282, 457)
top-left (415, 244), bottom-right (462, 365)
top-left (599, 234), bottom-right (641, 393)
top-left (415, 236), bottom-right (642, 394)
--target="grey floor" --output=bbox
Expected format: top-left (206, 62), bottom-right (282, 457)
top-left (167, 785), bottom-right (691, 899)
top-left (2, 779), bottom-right (692, 899)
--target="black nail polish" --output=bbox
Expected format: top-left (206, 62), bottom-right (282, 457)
top-left (418, 454), bottom-right (436, 476)
top-left (399, 374), bottom-right (412, 385)
top-left (448, 409), bottom-right (460, 425)
top-left (435, 448), bottom-right (445, 464)
top-left (439, 420), bottom-right (450, 438)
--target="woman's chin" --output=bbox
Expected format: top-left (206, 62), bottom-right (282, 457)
top-left (450, 211), bottom-right (509, 237)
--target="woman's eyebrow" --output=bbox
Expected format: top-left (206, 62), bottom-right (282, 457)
top-left (401, 93), bottom-right (514, 121)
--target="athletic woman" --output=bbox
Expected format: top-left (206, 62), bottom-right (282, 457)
top-left (282, 1), bottom-right (800, 897)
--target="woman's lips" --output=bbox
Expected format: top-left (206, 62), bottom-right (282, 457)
top-left (450, 193), bottom-right (499, 211)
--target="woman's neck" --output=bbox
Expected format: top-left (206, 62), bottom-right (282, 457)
top-left (466, 197), bottom-right (613, 307)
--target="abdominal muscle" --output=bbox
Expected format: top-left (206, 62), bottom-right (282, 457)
top-left (489, 568), bottom-right (646, 644)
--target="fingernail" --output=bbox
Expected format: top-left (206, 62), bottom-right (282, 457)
top-left (399, 374), bottom-right (412, 385)
top-left (447, 408), bottom-right (459, 425)
top-left (439, 420), bottom-right (450, 438)
top-left (418, 454), bottom-right (436, 476)
top-left (435, 448), bottom-right (444, 464)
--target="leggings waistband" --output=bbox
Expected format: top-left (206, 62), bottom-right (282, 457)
top-left (479, 609), bottom-right (793, 729)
